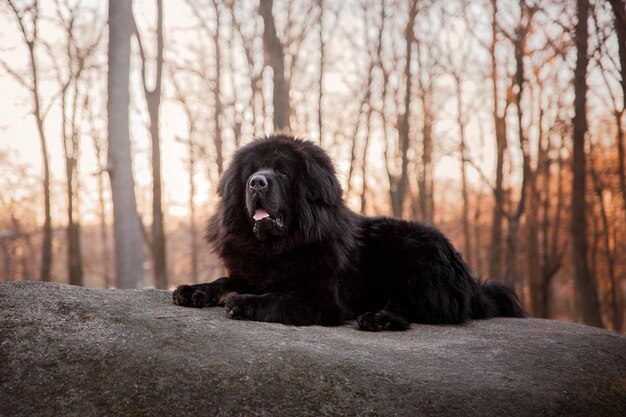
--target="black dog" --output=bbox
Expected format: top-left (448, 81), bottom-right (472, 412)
top-left (173, 135), bottom-right (524, 331)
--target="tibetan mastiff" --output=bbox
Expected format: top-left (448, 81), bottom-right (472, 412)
top-left (173, 135), bottom-right (524, 331)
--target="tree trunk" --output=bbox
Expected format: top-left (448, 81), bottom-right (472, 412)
top-left (609, 0), bottom-right (626, 261)
top-left (473, 192), bottom-right (483, 275)
top-left (526, 170), bottom-right (541, 315)
top-left (14, 1), bottom-right (54, 282)
top-left (107, 0), bottom-right (145, 289)
top-left (380, 56), bottom-right (397, 218)
top-left (360, 86), bottom-right (374, 215)
top-left (507, 0), bottom-right (532, 294)
top-left (394, 0), bottom-right (418, 219)
top-left (259, 0), bottom-right (290, 131)
top-left (188, 136), bottom-right (199, 284)
top-left (213, 1), bottom-right (224, 175)
top-left (35, 64), bottom-right (53, 283)
top-left (419, 95), bottom-right (434, 223)
top-left (488, 0), bottom-right (506, 281)
top-left (541, 136), bottom-right (566, 318)
top-left (317, 0), bottom-right (325, 146)
top-left (591, 167), bottom-right (622, 331)
top-left (527, 99), bottom-right (543, 317)
top-left (96, 146), bottom-right (111, 288)
top-left (570, 0), bottom-right (603, 327)
top-left (62, 91), bottom-right (83, 287)
top-left (134, 0), bottom-right (167, 289)
top-left (416, 42), bottom-right (434, 224)
top-left (151, 0), bottom-right (166, 290)
top-left (454, 73), bottom-right (472, 263)
top-left (88, 101), bottom-right (111, 288)
top-left (346, 83), bottom-right (370, 200)
top-left (537, 122), bottom-right (553, 319)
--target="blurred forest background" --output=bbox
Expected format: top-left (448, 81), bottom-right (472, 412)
top-left (0, 0), bottom-right (624, 331)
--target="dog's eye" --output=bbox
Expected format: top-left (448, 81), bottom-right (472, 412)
top-left (275, 168), bottom-right (287, 176)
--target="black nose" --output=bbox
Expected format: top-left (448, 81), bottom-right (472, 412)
top-left (249, 174), bottom-right (268, 190)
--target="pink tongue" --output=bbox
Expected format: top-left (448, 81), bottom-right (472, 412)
top-left (253, 209), bottom-right (270, 221)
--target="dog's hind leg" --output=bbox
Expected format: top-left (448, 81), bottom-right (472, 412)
top-left (356, 299), bottom-right (410, 331)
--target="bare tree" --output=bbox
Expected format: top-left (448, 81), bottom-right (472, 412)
top-left (227, 1), bottom-right (266, 137)
top-left (608, 0), bottom-right (626, 237)
top-left (540, 132), bottom-right (567, 318)
top-left (317, 0), bottom-right (325, 144)
top-left (186, 0), bottom-right (225, 175)
top-left (571, 0), bottom-right (603, 327)
top-left (345, 0), bottom-right (381, 212)
top-left (389, 0), bottom-right (418, 218)
top-left (415, 37), bottom-right (435, 224)
top-left (133, 0), bottom-right (167, 289)
top-left (259, 0), bottom-right (290, 131)
top-left (488, 0), bottom-right (510, 282)
top-left (590, 157), bottom-right (622, 331)
top-left (502, 0), bottom-right (534, 293)
top-left (87, 96), bottom-right (111, 288)
top-left (47, 1), bottom-right (102, 286)
top-left (107, 0), bottom-right (145, 289)
top-left (211, 0), bottom-right (224, 174)
top-left (526, 63), bottom-right (569, 318)
top-left (2, 0), bottom-right (53, 282)
top-left (463, 0), bottom-right (513, 280)
top-left (345, 74), bottom-right (374, 206)
top-left (450, 68), bottom-right (473, 264)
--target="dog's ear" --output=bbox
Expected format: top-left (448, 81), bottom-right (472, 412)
top-left (298, 153), bottom-right (345, 242)
top-left (216, 161), bottom-right (237, 198)
top-left (213, 161), bottom-right (245, 235)
top-left (302, 155), bottom-right (342, 205)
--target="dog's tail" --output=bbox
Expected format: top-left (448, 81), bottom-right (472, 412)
top-left (479, 281), bottom-right (526, 318)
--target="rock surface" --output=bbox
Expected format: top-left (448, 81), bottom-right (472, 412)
top-left (0, 281), bottom-right (625, 416)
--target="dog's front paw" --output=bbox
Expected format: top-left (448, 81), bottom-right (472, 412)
top-left (172, 284), bottom-right (218, 308)
top-left (223, 293), bottom-right (254, 320)
top-left (357, 310), bottom-right (409, 331)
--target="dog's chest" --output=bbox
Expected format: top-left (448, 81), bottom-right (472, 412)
top-left (223, 244), bottom-right (337, 292)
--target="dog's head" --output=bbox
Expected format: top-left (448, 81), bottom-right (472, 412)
top-left (207, 135), bottom-right (343, 245)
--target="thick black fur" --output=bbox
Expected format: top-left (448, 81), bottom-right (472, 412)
top-left (173, 135), bottom-right (525, 331)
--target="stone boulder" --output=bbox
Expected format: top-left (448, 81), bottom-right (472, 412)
top-left (1, 281), bottom-right (624, 416)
